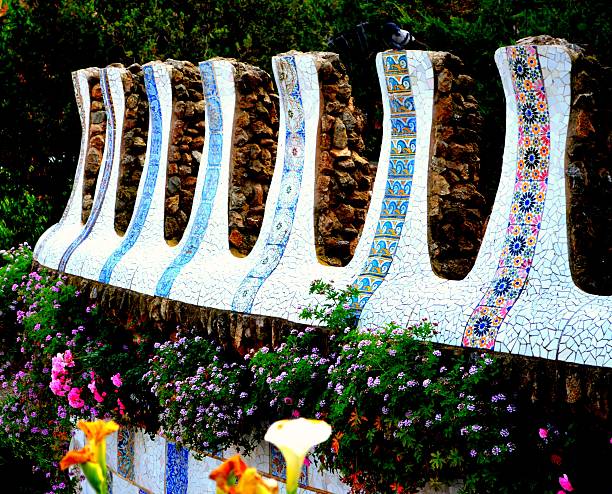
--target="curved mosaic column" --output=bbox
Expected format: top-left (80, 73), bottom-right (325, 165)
top-left (34, 68), bottom-right (99, 268)
top-left (98, 62), bottom-right (173, 288)
top-left (61, 67), bottom-right (130, 280)
top-left (251, 50), bottom-right (432, 324)
top-left (359, 45), bottom-right (612, 367)
top-left (484, 45), bottom-right (612, 366)
top-left (123, 60), bottom-right (236, 297)
top-left (355, 50), bottom-right (449, 334)
top-left (349, 51), bottom-right (419, 315)
top-left (57, 67), bottom-right (126, 275)
top-left (230, 54), bottom-right (320, 314)
top-left (159, 53), bottom-right (316, 311)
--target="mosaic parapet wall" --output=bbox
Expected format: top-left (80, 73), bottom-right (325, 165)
top-left (34, 45), bottom-right (612, 368)
top-left (76, 428), bottom-right (461, 494)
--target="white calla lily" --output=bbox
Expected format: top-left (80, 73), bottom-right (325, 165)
top-left (264, 418), bottom-right (332, 494)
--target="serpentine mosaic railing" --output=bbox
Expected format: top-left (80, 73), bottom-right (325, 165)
top-left (35, 46), bottom-right (612, 369)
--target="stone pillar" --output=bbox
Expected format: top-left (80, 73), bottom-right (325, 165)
top-left (427, 52), bottom-right (486, 279)
top-left (163, 59), bottom-right (206, 245)
top-left (228, 62), bottom-right (279, 256)
top-left (315, 52), bottom-right (372, 266)
top-left (82, 73), bottom-right (107, 223)
top-left (114, 64), bottom-right (149, 236)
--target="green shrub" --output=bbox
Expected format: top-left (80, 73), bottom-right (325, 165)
top-left (0, 168), bottom-right (54, 250)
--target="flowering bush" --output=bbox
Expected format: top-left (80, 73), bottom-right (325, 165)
top-left (248, 326), bottom-right (331, 421)
top-left (145, 327), bottom-right (263, 454)
top-left (320, 322), bottom-right (515, 493)
top-left (0, 245), bottom-right (158, 493)
top-left (248, 319), bottom-right (516, 493)
top-left (2, 249), bottom-right (612, 494)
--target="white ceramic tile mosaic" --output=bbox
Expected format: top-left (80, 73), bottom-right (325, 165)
top-left (107, 430), bottom-right (119, 472)
top-left (94, 429), bottom-right (459, 494)
top-left (34, 68), bottom-right (98, 269)
top-left (99, 62), bottom-right (174, 289)
top-left (186, 452), bottom-right (221, 494)
top-left (111, 473), bottom-right (141, 494)
top-left (134, 431), bottom-right (166, 494)
top-left (37, 46), bottom-right (612, 369)
top-left (251, 51), bottom-right (429, 325)
top-left (61, 66), bottom-right (128, 279)
top-left (134, 60), bottom-right (236, 297)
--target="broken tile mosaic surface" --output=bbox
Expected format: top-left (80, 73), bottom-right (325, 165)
top-left (350, 51), bottom-right (417, 315)
top-left (34, 68), bottom-right (97, 269)
top-left (154, 61), bottom-right (229, 297)
top-left (58, 67), bottom-right (119, 272)
top-left (99, 62), bottom-right (171, 286)
top-left (61, 66), bottom-right (132, 281)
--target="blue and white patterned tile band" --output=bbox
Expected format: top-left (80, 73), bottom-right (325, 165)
top-left (58, 68), bottom-right (116, 272)
top-left (350, 51), bottom-right (417, 315)
top-left (99, 65), bottom-right (163, 284)
top-left (117, 428), bottom-right (136, 481)
top-left (463, 45), bottom-right (551, 349)
top-left (155, 61), bottom-right (223, 297)
top-left (231, 55), bottom-right (306, 313)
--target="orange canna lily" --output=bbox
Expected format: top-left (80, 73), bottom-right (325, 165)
top-left (210, 455), bottom-right (249, 493)
top-left (60, 420), bottom-right (119, 494)
top-left (78, 419), bottom-right (119, 445)
top-left (235, 467), bottom-right (278, 494)
top-left (59, 445), bottom-right (95, 470)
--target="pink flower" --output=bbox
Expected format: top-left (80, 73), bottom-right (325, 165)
top-left (63, 350), bottom-right (74, 366)
top-left (93, 389), bottom-right (106, 403)
top-left (111, 373), bottom-right (122, 387)
top-left (67, 387), bottom-right (84, 409)
top-left (87, 381), bottom-right (96, 394)
top-left (49, 379), bottom-right (66, 397)
top-left (538, 428), bottom-right (548, 439)
top-left (558, 474), bottom-right (573, 492)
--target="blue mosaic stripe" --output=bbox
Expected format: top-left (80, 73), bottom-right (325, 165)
top-left (116, 428), bottom-right (135, 481)
top-left (270, 444), bottom-right (309, 485)
top-left (155, 61), bottom-right (223, 297)
top-left (58, 69), bottom-right (116, 272)
top-left (463, 45), bottom-right (551, 349)
top-left (231, 55), bottom-right (305, 313)
top-left (166, 442), bottom-right (189, 494)
top-left (350, 52), bottom-right (416, 315)
top-left (99, 65), bottom-right (163, 284)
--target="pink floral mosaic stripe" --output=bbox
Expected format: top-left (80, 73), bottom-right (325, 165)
top-left (463, 45), bottom-right (551, 349)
